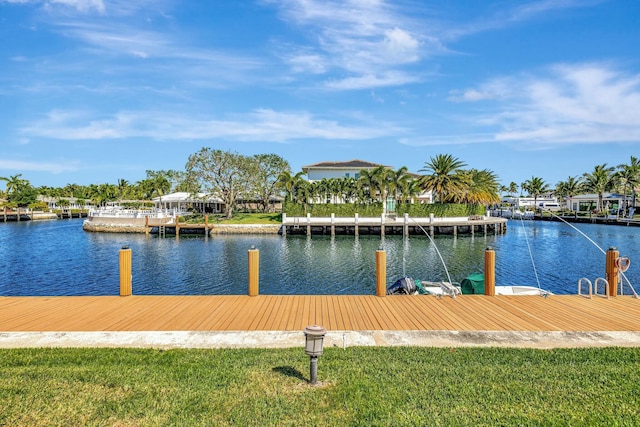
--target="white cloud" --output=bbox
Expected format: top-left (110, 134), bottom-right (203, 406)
top-left (0, 159), bottom-right (79, 173)
top-left (20, 108), bottom-right (402, 142)
top-left (325, 71), bottom-right (420, 90)
top-left (448, 63), bottom-right (640, 145)
top-left (47, 0), bottom-right (105, 13)
top-left (0, 0), bottom-right (166, 15)
top-left (1, 0), bottom-right (105, 13)
top-left (446, 0), bottom-right (605, 39)
top-left (270, 0), bottom-right (425, 89)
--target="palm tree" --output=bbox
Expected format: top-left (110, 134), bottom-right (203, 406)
top-left (458, 169), bottom-right (501, 205)
top-left (387, 167), bottom-right (412, 203)
top-left (616, 156), bottom-right (640, 212)
top-left (341, 177), bottom-right (358, 204)
top-left (418, 154), bottom-right (467, 203)
top-left (555, 176), bottom-right (582, 211)
top-left (117, 179), bottom-right (130, 201)
top-left (363, 166), bottom-right (395, 214)
top-left (0, 174), bottom-right (25, 198)
top-left (581, 164), bottom-right (617, 212)
top-left (276, 171), bottom-right (306, 204)
top-left (521, 176), bottom-right (550, 209)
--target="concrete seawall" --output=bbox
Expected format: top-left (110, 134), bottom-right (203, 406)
top-left (82, 217), bottom-right (281, 234)
top-left (83, 217), bottom-right (148, 233)
top-left (209, 224), bottom-right (280, 234)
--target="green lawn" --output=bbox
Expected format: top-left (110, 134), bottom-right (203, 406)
top-left (181, 212), bottom-right (282, 224)
top-left (1, 347), bottom-right (639, 426)
top-left (217, 213), bottom-right (282, 224)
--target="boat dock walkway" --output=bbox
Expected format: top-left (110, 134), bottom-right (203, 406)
top-left (1, 294), bottom-right (639, 349)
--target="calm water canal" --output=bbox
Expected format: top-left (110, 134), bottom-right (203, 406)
top-left (1, 218), bottom-right (639, 296)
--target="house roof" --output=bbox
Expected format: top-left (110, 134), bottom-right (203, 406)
top-left (568, 193), bottom-right (625, 200)
top-left (301, 159), bottom-right (391, 171)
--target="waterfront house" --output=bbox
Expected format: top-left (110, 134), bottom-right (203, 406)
top-left (502, 196), bottom-right (559, 210)
top-left (301, 159), bottom-right (433, 204)
top-left (565, 193), bottom-right (627, 214)
top-left (301, 159), bottom-right (390, 181)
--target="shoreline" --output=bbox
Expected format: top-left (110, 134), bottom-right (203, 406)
top-left (82, 217), bottom-right (281, 234)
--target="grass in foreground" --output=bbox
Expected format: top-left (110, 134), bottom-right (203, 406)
top-left (1, 347), bottom-right (639, 426)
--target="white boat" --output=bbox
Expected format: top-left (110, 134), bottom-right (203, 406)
top-left (494, 285), bottom-right (551, 296)
top-left (387, 276), bottom-right (552, 297)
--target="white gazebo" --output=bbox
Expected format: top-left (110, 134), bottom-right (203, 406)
top-left (152, 192), bottom-right (225, 214)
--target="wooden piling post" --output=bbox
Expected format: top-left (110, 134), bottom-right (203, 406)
top-left (145, 216), bottom-right (149, 235)
top-left (376, 246), bottom-right (387, 296)
top-left (119, 246), bottom-right (132, 296)
top-left (248, 246), bottom-right (259, 296)
top-left (606, 247), bottom-right (619, 297)
top-left (484, 247), bottom-right (495, 296)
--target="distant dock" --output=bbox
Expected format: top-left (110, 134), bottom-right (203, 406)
top-left (0, 209), bottom-right (65, 222)
top-left (281, 213), bottom-right (507, 236)
top-left (81, 208), bottom-right (507, 236)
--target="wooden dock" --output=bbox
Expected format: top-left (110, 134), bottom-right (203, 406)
top-left (1, 294), bottom-right (638, 333)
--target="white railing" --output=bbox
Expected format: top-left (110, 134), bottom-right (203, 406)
top-left (88, 207), bottom-right (186, 219)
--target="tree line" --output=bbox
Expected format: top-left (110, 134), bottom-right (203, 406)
top-left (505, 156), bottom-right (640, 212)
top-left (0, 150), bottom-right (292, 219)
top-left (277, 154), bottom-right (501, 215)
top-left (2, 151), bottom-right (639, 217)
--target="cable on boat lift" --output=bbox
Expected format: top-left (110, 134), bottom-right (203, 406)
top-left (544, 209), bottom-right (638, 298)
top-left (518, 215), bottom-right (543, 291)
top-left (407, 216), bottom-right (454, 289)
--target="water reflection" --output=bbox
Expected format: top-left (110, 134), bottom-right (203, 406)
top-left (0, 218), bottom-right (639, 296)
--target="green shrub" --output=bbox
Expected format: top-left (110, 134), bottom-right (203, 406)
top-left (284, 202), bottom-right (484, 217)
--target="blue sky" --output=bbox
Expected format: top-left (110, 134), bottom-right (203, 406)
top-left (1, 0), bottom-right (639, 189)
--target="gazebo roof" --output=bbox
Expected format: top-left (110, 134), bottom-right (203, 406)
top-left (152, 192), bottom-right (223, 203)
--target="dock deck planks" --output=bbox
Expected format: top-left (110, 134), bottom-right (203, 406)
top-left (0, 295), bottom-right (639, 333)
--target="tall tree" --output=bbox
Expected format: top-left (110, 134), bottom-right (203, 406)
top-left (277, 171), bottom-right (306, 204)
top-left (555, 176), bottom-right (582, 210)
top-left (616, 156), bottom-right (640, 211)
top-left (521, 176), bottom-right (550, 209)
top-left (0, 174), bottom-right (25, 198)
top-left (581, 164), bottom-right (617, 212)
top-left (185, 148), bottom-right (253, 219)
top-left (418, 154), bottom-right (467, 203)
top-left (388, 166), bottom-right (412, 203)
top-left (457, 169), bottom-right (500, 205)
top-left (251, 154), bottom-right (290, 213)
top-left (358, 166), bottom-right (393, 214)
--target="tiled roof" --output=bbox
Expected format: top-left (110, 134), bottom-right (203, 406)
top-left (301, 159), bottom-right (390, 170)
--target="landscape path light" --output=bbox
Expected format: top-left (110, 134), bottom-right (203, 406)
top-left (303, 325), bottom-right (327, 385)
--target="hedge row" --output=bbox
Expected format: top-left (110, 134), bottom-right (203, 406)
top-left (284, 202), bottom-right (485, 217)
